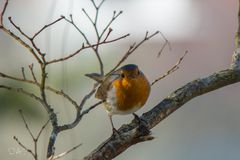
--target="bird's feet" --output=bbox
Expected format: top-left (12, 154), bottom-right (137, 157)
top-left (132, 113), bottom-right (150, 135)
top-left (111, 127), bottom-right (120, 137)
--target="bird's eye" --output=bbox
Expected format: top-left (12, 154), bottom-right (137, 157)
top-left (121, 73), bottom-right (125, 78)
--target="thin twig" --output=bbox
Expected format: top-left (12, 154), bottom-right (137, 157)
top-left (8, 16), bottom-right (44, 57)
top-left (0, 0), bottom-right (8, 26)
top-left (0, 71), bottom-right (36, 85)
top-left (106, 31), bottom-right (159, 76)
top-left (47, 99), bottom-right (103, 158)
top-left (13, 136), bottom-right (35, 158)
top-left (103, 28), bottom-right (113, 42)
top-left (99, 11), bottom-right (123, 39)
top-left (0, 71), bottom-right (78, 108)
top-left (8, 17), bottom-right (31, 39)
top-left (46, 87), bottom-right (78, 109)
top-left (0, 27), bottom-right (42, 64)
top-left (29, 64), bottom-right (38, 83)
top-left (78, 83), bottom-right (98, 112)
top-left (57, 100), bottom-right (104, 132)
top-left (16, 110), bottom-right (50, 160)
top-left (51, 144), bottom-right (82, 160)
top-left (82, 9), bottom-right (95, 27)
top-left (83, 0), bottom-right (107, 75)
top-left (46, 33), bottom-right (130, 65)
top-left (63, 15), bottom-right (91, 45)
top-left (36, 119), bottom-right (50, 140)
top-left (80, 100), bottom-right (104, 116)
top-left (151, 51), bottom-right (188, 86)
top-left (157, 31), bottom-right (171, 57)
top-left (32, 17), bottom-right (64, 39)
top-left (19, 109), bottom-right (35, 140)
top-left (21, 67), bottom-right (26, 80)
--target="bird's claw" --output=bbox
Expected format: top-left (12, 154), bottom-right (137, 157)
top-left (132, 113), bottom-right (150, 135)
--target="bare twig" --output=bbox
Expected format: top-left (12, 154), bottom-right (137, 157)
top-left (0, 0), bottom-right (8, 26)
top-left (21, 67), bottom-right (26, 80)
top-left (78, 83), bottom-right (98, 112)
top-left (47, 99), bottom-right (103, 159)
top-left (36, 119), bottom-right (50, 140)
top-left (19, 109), bottom-right (35, 140)
top-left (151, 51), bottom-right (188, 86)
top-left (15, 110), bottom-right (50, 160)
top-left (47, 82), bottom-right (98, 158)
top-left (82, 9), bottom-right (95, 28)
top-left (80, 100), bottom-right (104, 116)
top-left (46, 87), bottom-right (78, 109)
top-left (29, 64), bottom-right (38, 83)
top-left (63, 15), bottom-right (91, 45)
top-left (8, 16), bottom-right (44, 57)
top-left (0, 71), bottom-right (78, 109)
top-left (0, 1), bottom-right (43, 64)
top-left (0, 85), bottom-right (44, 104)
top-left (13, 136), bottom-right (35, 157)
top-left (0, 27), bottom-right (42, 64)
top-left (0, 71), bottom-right (36, 85)
top-left (106, 31), bottom-right (159, 76)
top-left (157, 31), bottom-right (171, 57)
top-left (103, 28), bottom-right (113, 42)
top-left (8, 17), bottom-right (31, 39)
top-left (32, 17), bottom-right (64, 39)
top-left (46, 33), bottom-right (129, 65)
top-left (57, 100), bottom-right (104, 132)
top-left (51, 144), bottom-right (82, 160)
top-left (82, 0), bottom-right (108, 76)
top-left (100, 11), bottom-right (123, 39)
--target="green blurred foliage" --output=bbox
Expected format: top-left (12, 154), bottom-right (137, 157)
top-left (0, 83), bottom-right (44, 120)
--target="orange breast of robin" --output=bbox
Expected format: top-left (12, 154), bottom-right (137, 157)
top-left (112, 74), bottom-right (150, 111)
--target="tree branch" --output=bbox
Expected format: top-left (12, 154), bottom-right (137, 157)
top-left (32, 17), bottom-right (64, 40)
top-left (46, 33), bottom-right (130, 65)
top-left (0, 71), bottom-right (78, 109)
top-left (232, 0), bottom-right (240, 70)
top-left (0, 0), bottom-right (8, 27)
top-left (0, 85), bottom-right (44, 105)
top-left (51, 144), bottom-right (82, 160)
top-left (106, 31), bottom-right (159, 76)
top-left (14, 110), bottom-right (50, 160)
top-left (151, 51), bottom-right (188, 86)
top-left (13, 136), bottom-right (35, 158)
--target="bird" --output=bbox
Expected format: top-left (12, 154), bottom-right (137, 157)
top-left (86, 64), bottom-right (151, 134)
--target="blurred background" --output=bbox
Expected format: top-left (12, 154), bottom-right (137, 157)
top-left (0, 0), bottom-right (239, 159)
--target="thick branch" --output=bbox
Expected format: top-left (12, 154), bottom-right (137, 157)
top-left (232, 0), bottom-right (240, 69)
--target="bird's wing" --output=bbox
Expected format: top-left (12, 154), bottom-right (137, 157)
top-left (95, 72), bottom-right (120, 100)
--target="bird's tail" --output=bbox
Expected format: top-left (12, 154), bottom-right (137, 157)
top-left (85, 73), bottom-right (104, 82)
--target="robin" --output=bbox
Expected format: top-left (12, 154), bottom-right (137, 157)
top-left (86, 64), bottom-right (151, 133)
